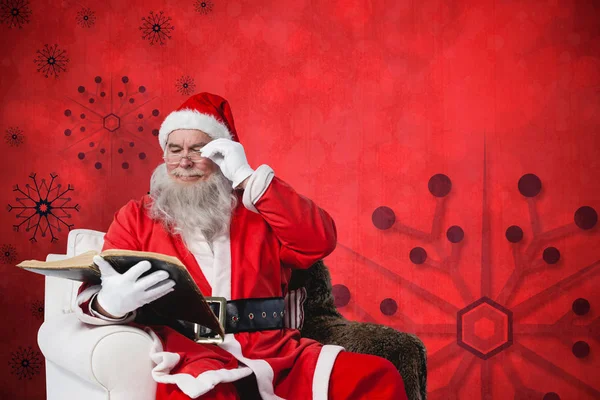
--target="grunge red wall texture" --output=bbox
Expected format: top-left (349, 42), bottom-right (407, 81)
top-left (1, 1), bottom-right (599, 399)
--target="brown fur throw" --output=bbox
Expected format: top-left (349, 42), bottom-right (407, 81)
top-left (290, 260), bottom-right (427, 400)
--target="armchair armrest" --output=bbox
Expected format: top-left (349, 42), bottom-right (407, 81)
top-left (38, 313), bottom-right (156, 398)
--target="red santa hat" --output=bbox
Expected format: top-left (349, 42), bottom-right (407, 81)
top-left (158, 92), bottom-right (240, 151)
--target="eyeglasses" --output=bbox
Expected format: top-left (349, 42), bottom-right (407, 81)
top-left (163, 149), bottom-right (205, 165)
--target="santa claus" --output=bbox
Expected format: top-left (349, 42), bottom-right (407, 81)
top-left (75, 92), bottom-right (407, 400)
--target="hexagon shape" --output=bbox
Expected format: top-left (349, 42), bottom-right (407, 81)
top-left (464, 304), bottom-right (507, 354)
top-left (103, 113), bottom-right (120, 132)
top-left (457, 297), bottom-right (513, 359)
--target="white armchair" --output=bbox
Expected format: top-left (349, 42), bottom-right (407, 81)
top-left (38, 229), bottom-right (157, 400)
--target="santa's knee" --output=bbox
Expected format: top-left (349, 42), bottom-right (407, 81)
top-left (373, 357), bottom-right (405, 393)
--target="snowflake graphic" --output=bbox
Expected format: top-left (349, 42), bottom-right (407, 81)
top-left (76, 7), bottom-right (95, 28)
top-left (0, 0), bottom-right (31, 29)
top-left (7, 172), bottom-right (80, 243)
top-left (175, 75), bottom-right (196, 96)
top-left (140, 11), bottom-right (174, 46)
top-left (30, 300), bottom-right (44, 319)
top-left (34, 44), bottom-right (69, 78)
top-left (8, 346), bottom-right (42, 380)
top-left (0, 243), bottom-right (17, 263)
top-left (194, 0), bottom-right (214, 15)
top-left (61, 74), bottom-right (161, 173)
top-left (5, 126), bottom-right (24, 146)
top-left (334, 143), bottom-right (600, 399)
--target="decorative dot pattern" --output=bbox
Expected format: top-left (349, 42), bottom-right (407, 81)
top-left (372, 206), bottom-right (395, 230)
top-left (518, 174), bottom-right (542, 197)
top-left (428, 174), bottom-right (452, 197)
top-left (410, 247), bottom-right (427, 264)
top-left (380, 298), bottom-right (398, 316)
top-left (332, 284), bottom-right (351, 307)
top-left (447, 226), bottom-right (464, 243)
top-left (505, 225), bottom-right (523, 243)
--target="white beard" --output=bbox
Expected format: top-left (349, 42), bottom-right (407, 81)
top-left (146, 163), bottom-right (238, 245)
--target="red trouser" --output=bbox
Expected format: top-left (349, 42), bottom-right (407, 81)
top-left (157, 351), bottom-right (407, 400)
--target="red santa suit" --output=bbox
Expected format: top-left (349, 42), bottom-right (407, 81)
top-left (75, 92), bottom-right (407, 399)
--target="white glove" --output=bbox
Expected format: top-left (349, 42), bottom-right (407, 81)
top-left (200, 138), bottom-right (255, 189)
top-left (94, 255), bottom-right (175, 318)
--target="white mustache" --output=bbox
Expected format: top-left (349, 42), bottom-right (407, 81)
top-left (171, 169), bottom-right (204, 178)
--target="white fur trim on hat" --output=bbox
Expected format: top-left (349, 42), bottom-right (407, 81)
top-left (158, 109), bottom-right (232, 150)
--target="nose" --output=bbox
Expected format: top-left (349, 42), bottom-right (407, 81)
top-left (179, 156), bottom-right (194, 167)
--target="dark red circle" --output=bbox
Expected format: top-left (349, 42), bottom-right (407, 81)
top-left (122, 76), bottom-right (129, 83)
top-left (505, 225), bottom-right (523, 243)
top-left (100, 92), bottom-right (106, 97)
top-left (518, 174), bottom-right (542, 197)
top-left (77, 86), bottom-right (85, 93)
top-left (542, 247), bottom-right (560, 264)
top-left (138, 126), bottom-right (144, 132)
top-left (89, 98), bottom-right (95, 104)
top-left (332, 284), bottom-right (351, 307)
top-left (446, 226), bottom-right (464, 243)
top-left (152, 129), bottom-right (159, 136)
top-left (80, 126), bottom-right (86, 132)
top-left (77, 152), bottom-right (85, 160)
top-left (118, 92), bottom-right (124, 97)
top-left (122, 162), bottom-right (129, 169)
top-left (139, 86), bottom-right (146, 93)
top-left (428, 174), bottom-right (452, 197)
top-left (64, 109), bottom-right (71, 117)
top-left (372, 206), bottom-right (395, 230)
top-left (572, 298), bottom-right (590, 316)
top-left (118, 148), bottom-right (124, 154)
top-left (89, 142), bottom-right (94, 147)
top-left (94, 76), bottom-right (102, 83)
top-left (138, 113), bottom-right (143, 119)
top-left (94, 162), bottom-right (102, 169)
top-left (380, 298), bottom-right (398, 316)
top-left (574, 206), bottom-right (598, 230)
top-left (129, 98), bottom-right (135, 104)
top-left (139, 152), bottom-right (146, 160)
top-left (572, 341), bottom-right (590, 358)
top-left (129, 142), bottom-right (135, 147)
top-left (80, 113), bottom-right (85, 119)
top-left (100, 148), bottom-right (105, 154)
top-left (64, 129), bottom-right (71, 136)
top-left (152, 109), bottom-right (159, 116)
top-left (543, 393), bottom-right (560, 400)
top-left (410, 247), bottom-right (427, 264)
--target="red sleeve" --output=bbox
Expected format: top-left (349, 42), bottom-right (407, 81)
top-left (101, 199), bottom-right (144, 252)
top-left (254, 177), bottom-right (337, 269)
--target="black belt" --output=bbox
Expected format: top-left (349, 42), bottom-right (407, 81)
top-left (173, 296), bottom-right (285, 344)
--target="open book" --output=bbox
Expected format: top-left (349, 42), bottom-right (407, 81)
top-left (17, 249), bottom-right (224, 338)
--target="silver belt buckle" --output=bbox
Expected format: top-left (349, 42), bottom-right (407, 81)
top-left (194, 296), bottom-right (226, 344)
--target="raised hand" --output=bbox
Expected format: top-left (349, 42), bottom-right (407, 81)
top-left (200, 138), bottom-right (255, 189)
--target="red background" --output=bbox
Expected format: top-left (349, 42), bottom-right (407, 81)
top-left (1, 0), bottom-right (599, 399)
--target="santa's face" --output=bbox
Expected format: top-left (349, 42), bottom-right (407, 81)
top-left (164, 129), bottom-right (219, 184)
